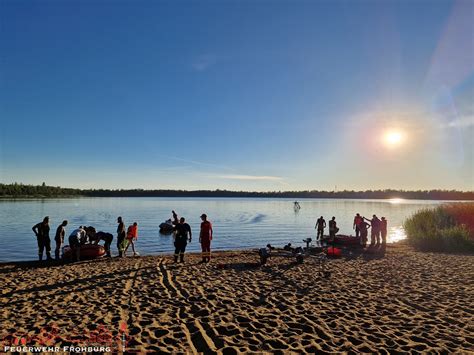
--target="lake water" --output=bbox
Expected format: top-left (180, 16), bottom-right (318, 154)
top-left (0, 197), bottom-right (449, 262)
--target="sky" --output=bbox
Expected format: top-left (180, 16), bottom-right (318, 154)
top-left (1, 0), bottom-right (473, 191)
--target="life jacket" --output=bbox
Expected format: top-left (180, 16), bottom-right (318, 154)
top-left (127, 225), bottom-right (138, 239)
top-left (354, 216), bottom-right (363, 225)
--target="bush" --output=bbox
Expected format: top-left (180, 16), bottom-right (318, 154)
top-left (403, 204), bottom-right (474, 252)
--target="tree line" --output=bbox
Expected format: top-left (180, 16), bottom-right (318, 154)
top-left (1, 182), bottom-right (473, 200)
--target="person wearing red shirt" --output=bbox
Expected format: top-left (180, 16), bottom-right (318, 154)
top-left (124, 222), bottom-right (138, 256)
top-left (199, 214), bottom-right (213, 263)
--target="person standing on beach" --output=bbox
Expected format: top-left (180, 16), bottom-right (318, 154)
top-left (364, 215), bottom-right (381, 245)
top-left (328, 216), bottom-right (339, 240)
top-left (381, 217), bottom-right (388, 244)
top-left (117, 217), bottom-right (126, 257)
top-left (32, 216), bottom-right (52, 261)
top-left (359, 220), bottom-right (370, 247)
top-left (353, 213), bottom-right (363, 238)
top-left (173, 217), bottom-right (192, 263)
top-left (315, 216), bottom-right (326, 240)
top-left (54, 220), bottom-right (68, 260)
top-left (199, 214), bottom-right (213, 263)
top-left (124, 222), bottom-right (138, 256)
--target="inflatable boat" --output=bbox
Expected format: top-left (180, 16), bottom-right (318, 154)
top-left (63, 244), bottom-right (106, 260)
top-left (159, 221), bottom-right (174, 235)
top-left (321, 234), bottom-right (361, 246)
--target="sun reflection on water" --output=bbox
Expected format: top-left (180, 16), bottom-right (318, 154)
top-left (389, 226), bottom-right (406, 243)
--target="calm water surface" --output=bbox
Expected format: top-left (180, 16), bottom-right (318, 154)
top-left (0, 197), bottom-right (449, 261)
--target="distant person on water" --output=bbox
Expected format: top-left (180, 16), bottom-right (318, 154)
top-left (68, 226), bottom-right (87, 261)
top-left (172, 210), bottom-right (179, 225)
top-left (294, 201), bottom-right (301, 210)
top-left (32, 216), bottom-right (52, 261)
top-left (353, 213), bottom-right (363, 238)
top-left (315, 216), bottom-right (326, 240)
top-left (328, 216), bottom-right (339, 240)
top-left (96, 231), bottom-right (113, 257)
top-left (364, 215), bottom-right (381, 245)
top-left (117, 217), bottom-right (126, 257)
top-left (199, 214), bottom-right (213, 263)
top-left (173, 217), bottom-right (192, 263)
top-left (124, 222), bottom-right (138, 256)
top-left (54, 220), bottom-right (68, 260)
top-left (381, 217), bottom-right (388, 244)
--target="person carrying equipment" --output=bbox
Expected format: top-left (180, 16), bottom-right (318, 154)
top-left (117, 216), bottom-right (126, 257)
top-left (199, 214), bottom-right (213, 263)
top-left (315, 216), bottom-right (326, 240)
top-left (173, 217), bottom-right (192, 263)
top-left (54, 220), bottom-right (68, 260)
top-left (32, 216), bottom-right (52, 261)
top-left (353, 213), bottom-right (363, 238)
top-left (124, 222), bottom-right (138, 256)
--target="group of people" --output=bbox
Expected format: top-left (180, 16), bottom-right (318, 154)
top-left (32, 216), bottom-right (139, 261)
top-left (31, 211), bottom-right (214, 263)
top-left (170, 211), bottom-right (213, 263)
top-left (314, 213), bottom-right (388, 246)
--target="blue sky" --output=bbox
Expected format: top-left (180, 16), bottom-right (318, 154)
top-left (1, 0), bottom-right (473, 191)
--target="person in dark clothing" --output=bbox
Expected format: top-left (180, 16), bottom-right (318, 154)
top-left (364, 215), bottom-right (381, 245)
top-left (54, 220), bottom-right (68, 260)
top-left (172, 210), bottom-right (179, 225)
top-left (359, 220), bottom-right (370, 247)
top-left (353, 213), bottom-right (363, 238)
top-left (315, 216), bottom-right (326, 240)
top-left (96, 231), bottom-right (114, 257)
top-left (117, 216), bottom-right (126, 257)
top-left (173, 217), bottom-right (192, 263)
top-left (32, 216), bottom-right (52, 261)
top-left (328, 216), bottom-right (339, 240)
top-left (381, 217), bottom-right (388, 244)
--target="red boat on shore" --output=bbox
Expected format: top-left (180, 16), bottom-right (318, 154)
top-left (63, 244), bottom-right (106, 260)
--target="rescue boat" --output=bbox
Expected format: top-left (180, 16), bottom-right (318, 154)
top-left (63, 244), bottom-right (106, 260)
top-left (321, 234), bottom-right (361, 246)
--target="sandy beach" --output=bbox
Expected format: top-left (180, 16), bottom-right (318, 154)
top-left (0, 243), bottom-right (473, 353)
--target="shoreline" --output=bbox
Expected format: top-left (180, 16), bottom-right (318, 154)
top-left (1, 244), bottom-right (472, 352)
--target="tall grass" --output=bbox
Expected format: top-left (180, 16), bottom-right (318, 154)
top-left (403, 203), bottom-right (474, 252)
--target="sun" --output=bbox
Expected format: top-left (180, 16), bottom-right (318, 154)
top-left (383, 130), bottom-right (404, 148)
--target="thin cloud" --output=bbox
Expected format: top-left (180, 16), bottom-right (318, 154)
top-left (444, 115), bottom-right (474, 129)
top-left (216, 174), bottom-right (284, 181)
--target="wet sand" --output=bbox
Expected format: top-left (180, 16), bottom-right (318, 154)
top-left (0, 243), bottom-right (473, 353)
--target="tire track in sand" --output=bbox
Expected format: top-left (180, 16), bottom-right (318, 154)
top-left (119, 259), bottom-right (142, 352)
top-left (158, 259), bottom-right (184, 299)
